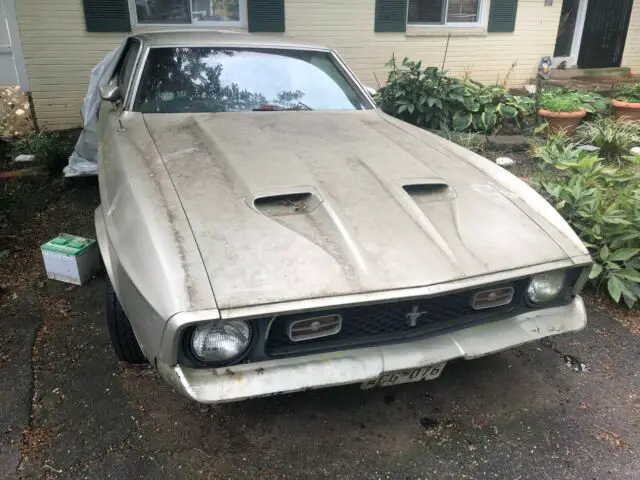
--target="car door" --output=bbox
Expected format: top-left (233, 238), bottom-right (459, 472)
top-left (98, 39), bottom-right (142, 207)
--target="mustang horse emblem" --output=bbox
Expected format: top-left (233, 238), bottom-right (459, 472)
top-left (405, 305), bottom-right (427, 327)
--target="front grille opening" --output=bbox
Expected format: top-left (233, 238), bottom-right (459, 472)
top-left (265, 279), bottom-right (530, 358)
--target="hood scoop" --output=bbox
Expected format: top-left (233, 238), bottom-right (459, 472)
top-left (253, 191), bottom-right (322, 217)
top-left (403, 181), bottom-right (456, 202)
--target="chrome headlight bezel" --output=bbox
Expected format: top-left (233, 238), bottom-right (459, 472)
top-left (526, 270), bottom-right (568, 305)
top-left (184, 320), bottom-right (255, 367)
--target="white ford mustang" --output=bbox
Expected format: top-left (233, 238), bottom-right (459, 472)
top-left (95, 30), bottom-right (591, 403)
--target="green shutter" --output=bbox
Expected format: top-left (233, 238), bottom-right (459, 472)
top-left (248, 0), bottom-right (285, 32)
top-left (488, 0), bottom-right (518, 33)
top-left (83, 0), bottom-right (131, 32)
top-left (375, 0), bottom-right (408, 32)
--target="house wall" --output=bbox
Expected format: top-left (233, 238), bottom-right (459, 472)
top-left (13, 0), bottom-right (632, 131)
top-left (622, 2), bottom-right (640, 72)
top-left (15, 0), bottom-right (124, 130)
top-left (287, 0), bottom-right (562, 89)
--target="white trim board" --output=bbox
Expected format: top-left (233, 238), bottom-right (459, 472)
top-left (1, 0), bottom-right (29, 90)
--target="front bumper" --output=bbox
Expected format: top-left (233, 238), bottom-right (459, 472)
top-left (157, 296), bottom-right (586, 404)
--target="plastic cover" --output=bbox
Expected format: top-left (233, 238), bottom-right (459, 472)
top-left (64, 42), bottom-right (127, 177)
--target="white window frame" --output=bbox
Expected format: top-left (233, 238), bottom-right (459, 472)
top-left (128, 0), bottom-right (246, 28)
top-left (407, 0), bottom-right (487, 28)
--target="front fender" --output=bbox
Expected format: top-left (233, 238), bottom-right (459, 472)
top-left (96, 112), bottom-right (218, 361)
top-left (95, 204), bottom-right (165, 360)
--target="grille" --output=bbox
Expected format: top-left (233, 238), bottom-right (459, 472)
top-left (265, 279), bottom-right (531, 358)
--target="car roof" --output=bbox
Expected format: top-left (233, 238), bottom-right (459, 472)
top-left (134, 30), bottom-right (330, 51)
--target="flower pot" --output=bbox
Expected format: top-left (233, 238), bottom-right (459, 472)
top-left (611, 99), bottom-right (640, 122)
top-left (537, 109), bottom-right (587, 136)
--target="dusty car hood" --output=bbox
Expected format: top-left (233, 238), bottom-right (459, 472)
top-left (143, 111), bottom-right (576, 309)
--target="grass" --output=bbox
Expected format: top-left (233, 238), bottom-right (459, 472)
top-left (576, 117), bottom-right (640, 160)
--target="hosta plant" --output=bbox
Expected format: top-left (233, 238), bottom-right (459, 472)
top-left (541, 155), bottom-right (640, 308)
top-left (376, 56), bottom-right (535, 134)
top-left (614, 83), bottom-right (640, 103)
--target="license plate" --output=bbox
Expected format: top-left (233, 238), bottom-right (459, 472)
top-left (360, 363), bottom-right (446, 390)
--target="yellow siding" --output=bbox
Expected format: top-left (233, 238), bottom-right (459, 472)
top-left (286, 0), bottom-right (561, 89)
top-left (622, 2), bottom-right (640, 72)
top-left (13, 0), bottom-right (639, 131)
top-left (15, 0), bottom-right (126, 130)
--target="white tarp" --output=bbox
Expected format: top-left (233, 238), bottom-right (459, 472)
top-left (64, 42), bottom-right (127, 177)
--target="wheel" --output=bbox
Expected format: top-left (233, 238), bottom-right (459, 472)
top-left (106, 277), bottom-right (147, 364)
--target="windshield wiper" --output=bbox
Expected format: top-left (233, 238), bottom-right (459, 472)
top-left (253, 102), bottom-right (313, 111)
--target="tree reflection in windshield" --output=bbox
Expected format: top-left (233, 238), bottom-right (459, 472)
top-left (135, 47), bottom-right (369, 113)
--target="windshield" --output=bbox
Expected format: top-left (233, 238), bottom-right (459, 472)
top-left (134, 47), bottom-right (372, 113)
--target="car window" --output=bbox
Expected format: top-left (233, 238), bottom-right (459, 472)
top-left (118, 40), bottom-right (141, 98)
top-left (134, 47), bottom-right (372, 113)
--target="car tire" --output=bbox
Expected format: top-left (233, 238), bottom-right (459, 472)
top-left (106, 278), bottom-right (147, 364)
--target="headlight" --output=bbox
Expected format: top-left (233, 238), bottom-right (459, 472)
top-left (190, 320), bottom-right (252, 364)
top-left (527, 271), bottom-right (566, 304)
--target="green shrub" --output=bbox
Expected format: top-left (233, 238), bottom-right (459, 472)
top-left (539, 88), bottom-right (609, 113)
top-left (531, 131), bottom-right (586, 166)
top-left (541, 155), bottom-right (640, 308)
top-left (576, 117), bottom-right (640, 160)
top-left (12, 131), bottom-right (71, 174)
top-left (614, 83), bottom-right (640, 103)
top-left (376, 56), bottom-right (535, 133)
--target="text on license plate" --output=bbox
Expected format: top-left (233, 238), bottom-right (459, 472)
top-left (360, 363), bottom-right (446, 390)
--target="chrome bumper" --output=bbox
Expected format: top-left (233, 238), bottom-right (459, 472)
top-left (156, 297), bottom-right (586, 404)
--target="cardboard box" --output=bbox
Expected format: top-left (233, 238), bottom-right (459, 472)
top-left (41, 234), bottom-right (100, 285)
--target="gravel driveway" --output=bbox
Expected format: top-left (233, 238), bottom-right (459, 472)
top-left (1, 180), bottom-right (639, 480)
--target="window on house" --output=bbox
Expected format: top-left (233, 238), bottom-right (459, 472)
top-left (408, 0), bottom-right (481, 25)
top-left (134, 0), bottom-right (242, 24)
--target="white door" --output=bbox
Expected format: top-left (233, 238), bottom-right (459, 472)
top-left (0, 0), bottom-right (29, 89)
top-left (552, 0), bottom-right (589, 68)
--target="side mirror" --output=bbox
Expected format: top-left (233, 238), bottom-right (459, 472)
top-left (100, 84), bottom-right (122, 102)
top-left (364, 86), bottom-right (377, 96)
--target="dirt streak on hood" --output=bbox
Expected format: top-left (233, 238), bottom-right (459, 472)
top-left (144, 110), bottom-right (570, 310)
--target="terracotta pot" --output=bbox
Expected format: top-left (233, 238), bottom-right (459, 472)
top-left (611, 99), bottom-right (640, 122)
top-left (537, 109), bottom-right (587, 136)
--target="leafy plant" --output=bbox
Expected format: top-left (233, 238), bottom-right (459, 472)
top-left (614, 83), bottom-right (640, 103)
top-left (11, 131), bottom-right (71, 174)
top-left (530, 130), bottom-right (588, 166)
top-left (376, 56), bottom-right (534, 134)
top-left (576, 117), bottom-right (640, 160)
top-left (539, 88), bottom-right (609, 113)
top-left (541, 155), bottom-right (640, 308)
